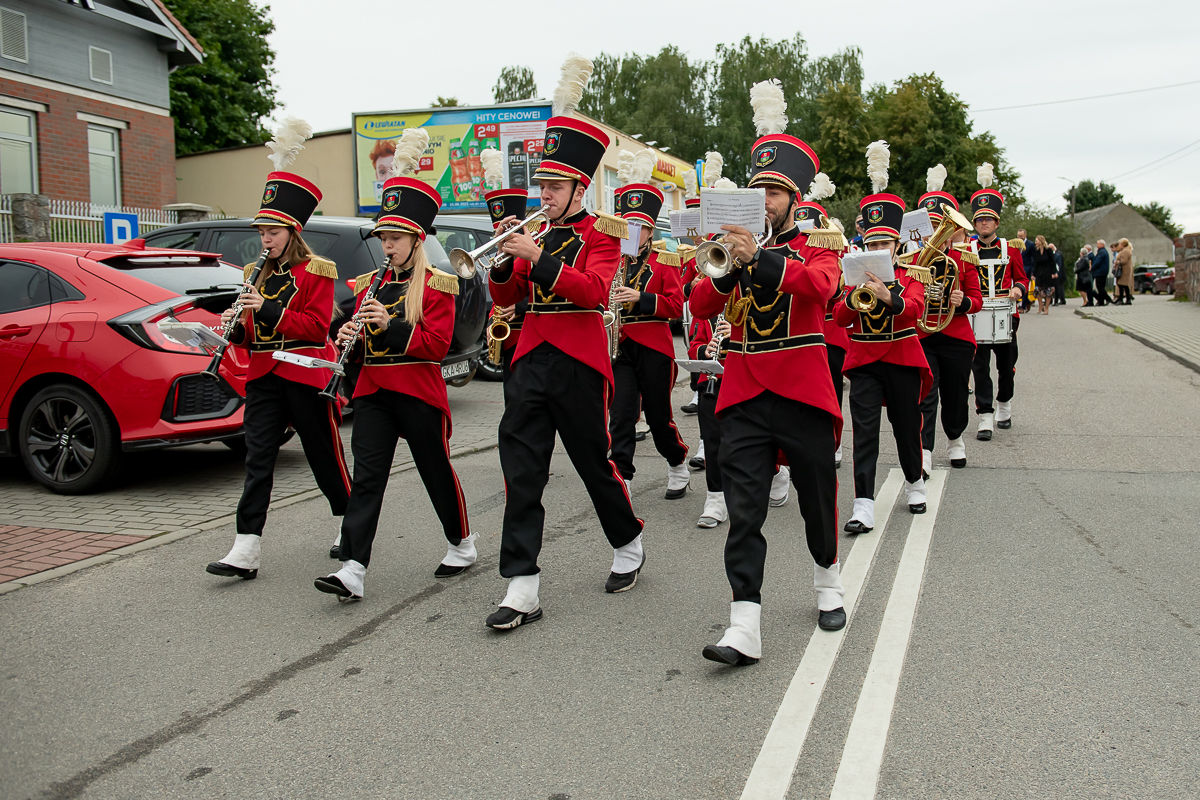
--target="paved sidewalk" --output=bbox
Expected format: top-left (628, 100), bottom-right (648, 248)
top-left (1076, 294), bottom-right (1200, 373)
top-left (0, 525), bottom-right (149, 581)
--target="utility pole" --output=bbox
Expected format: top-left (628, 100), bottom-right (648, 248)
top-left (1070, 183), bottom-right (1076, 226)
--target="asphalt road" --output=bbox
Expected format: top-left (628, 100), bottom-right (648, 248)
top-left (2, 303), bottom-right (1197, 800)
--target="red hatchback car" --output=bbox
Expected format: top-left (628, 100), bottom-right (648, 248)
top-left (0, 241), bottom-right (251, 494)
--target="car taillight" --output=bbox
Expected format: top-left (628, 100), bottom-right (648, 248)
top-left (109, 299), bottom-right (210, 355)
top-left (346, 279), bottom-right (356, 291)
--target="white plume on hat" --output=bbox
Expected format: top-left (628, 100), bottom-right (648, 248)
top-left (390, 127), bottom-right (430, 178)
top-left (926, 163), bottom-right (948, 193)
top-left (750, 78), bottom-right (788, 137)
top-left (866, 140), bottom-right (890, 193)
top-left (977, 162), bottom-right (995, 189)
top-left (481, 146), bottom-right (504, 188)
top-left (631, 149), bottom-right (656, 184)
top-left (703, 151), bottom-right (724, 187)
top-left (683, 169), bottom-right (698, 200)
top-left (266, 116), bottom-right (313, 171)
top-left (713, 177), bottom-right (737, 189)
top-left (617, 149), bottom-right (635, 185)
top-left (804, 172), bottom-right (835, 202)
top-left (552, 52), bottom-right (593, 117)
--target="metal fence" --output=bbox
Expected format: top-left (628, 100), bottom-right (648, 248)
top-left (0, 195), bottom-right (233, 243)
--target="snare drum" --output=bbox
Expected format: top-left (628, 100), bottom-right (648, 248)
top-left (969, 298), bottom-right (1013, 344)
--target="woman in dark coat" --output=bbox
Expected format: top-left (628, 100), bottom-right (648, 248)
top-left (1030, 235), bottom-right (1058, 315)
top-left (1075, 247), bottom-right (1094, 306)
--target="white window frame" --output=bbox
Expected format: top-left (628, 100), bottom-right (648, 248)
top-left (87, 123), bottom-right (120, 208)
top-left (89, 46), bottom-right (113, 85)
top-left (0, 7), bottom-right (29, 64)
top-left (0, 105), bottom-right (38, 193)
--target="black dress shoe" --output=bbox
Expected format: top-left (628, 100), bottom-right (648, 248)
top-left (997, 419), bottom-right (1012, 429)
top-left (680, 402), bottom-right (698, 415)
top-left (314, 575), bottom-right (360, 599)
top-left (977, 429), bottom-right (992, 441)
top-left (909, 502), bottom-right (927, 514)
top-left (635, 429), bottom-right (647, 442)
top-left (950, 458), bottom-right (966, 468)
top-left (329, 545), bottom-right (340, 560)
top-left (206, 561), bottom-right (257, 579)
top-left (486, 605), bottom-right (543, 630)
top-left (843, 520), bottom-right (872, 535)
top-left (689, 455), bottom-right (706, 470)
top-left (818, 607), bottom-right (847, 631)
top-left (434, 562), bottom-right (470, 578)
top-left (702, 644), bottom-right (758, 666)
top-left (605, 555), bottom-right (644, 593)
top-left (665, 485), bottom-right (688, 500)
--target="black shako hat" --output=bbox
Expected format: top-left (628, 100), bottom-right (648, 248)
top-left (253, 171), bottom-right (322, 232)
top-left (374, 177), bottom-right (441, 240)
top-left (747, 134), bottom-right (819, 195)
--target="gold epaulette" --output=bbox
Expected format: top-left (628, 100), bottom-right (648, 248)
top-left (593, 211), bottom-right (630, 240)
top-left (905, 265), bottom-right (934, 285)
top-left (651, 244), bottom-right (681, 268)
top-left (675, 243), bottom-right (697, 258)
top-left (427, 267), bottom-right (460, 295)
top-left (952, 243), bottom-right (980, 265)
top-left (303, 256), bottom-right (338, 279)
top-left (353, 271), bottom-right (376, 295)
top-left (804, 227), bottom-right (847, 251)
top-left (896, 250), bottom-right (919, 266)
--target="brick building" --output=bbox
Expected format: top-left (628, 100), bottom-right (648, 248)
top-left (0, 0), bottom-right (200, 209)
top-left (1174, 233), bottom-right (1199, 303)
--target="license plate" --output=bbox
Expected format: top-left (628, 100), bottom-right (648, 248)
top-left (441, 360), bottom-right (470, 380)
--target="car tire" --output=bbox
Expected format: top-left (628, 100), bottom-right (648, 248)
top-left (18, 384), bottom-right (121, 495)
top-left (475, 356), bottom-right (504, 382)
top-left (1151, 286), bottom-right (1159, 295)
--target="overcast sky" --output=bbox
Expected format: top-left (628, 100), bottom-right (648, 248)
top-left (265, 0), bottom-right (1199, 233)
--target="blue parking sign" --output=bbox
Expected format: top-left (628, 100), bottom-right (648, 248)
top-left (104, 212), bottom-right (139, 245)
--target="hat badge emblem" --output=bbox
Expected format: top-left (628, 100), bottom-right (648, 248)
top-left (627, 193), bottom-right (643, 209)
top-left (867, 204), bottom-right (884, 224)
top-left (262, 184), bottom-right (278, 204)
top-left (755, 146), bottom-right (777, 168)
top-left (490, 200), bottom-right (504, 218)
top-left (544, 132), bottom-right (561, 155)
top-left (382, 189), bottom-right (401, 211)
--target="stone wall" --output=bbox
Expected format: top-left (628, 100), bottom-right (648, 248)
top-left (1174, 233), bottom-right (1200, 303)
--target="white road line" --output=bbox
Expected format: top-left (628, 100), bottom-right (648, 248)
top-left (740, 469), bottom-right (905, 800)
top-left (828, 468), bottom-right (948, 800)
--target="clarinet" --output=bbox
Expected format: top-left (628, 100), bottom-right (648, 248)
top-left (203, 247), bottom-right (270, 380)
top-left (319, 257), bottom-right (391, 402)
top-left (704, 313), bottom-right (726, 395)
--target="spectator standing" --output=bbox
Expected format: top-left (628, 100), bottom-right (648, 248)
top-left (1091, 239), bottom-right (1112, 306)
top-left (850, 214), bottom-right (865, 249)
top-left (1030, 235), bottom-right (1057, 315)
top-left (1050, 243), bottom-right (1066, 305)
top-left (1114, 238), bottom-right (1134, 305)
top-left (1075, 247), bottom-right (1093, 306)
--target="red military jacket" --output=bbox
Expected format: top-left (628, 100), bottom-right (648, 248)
top-left (833, 268), bottom-right (933, 400)
top-left (348, 265), bottom-right (458, 430)
top-left (917, 247), bottom-right (984, 346)
top-left (231, 256), bottom-right (338, 389)
top-left (618, 247), bottom-right (685, 359)
top-left (689, 225), bottom-right (841, 423)
top-left (971, 237), bottom-right (1028, 318)
top-left (489, 208), bottom-right (623, 386)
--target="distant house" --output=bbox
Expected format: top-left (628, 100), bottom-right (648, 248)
top-left (0, 0), bottom-right (201, 208)
top-left (1073, 202), bottom-right (1175, 265)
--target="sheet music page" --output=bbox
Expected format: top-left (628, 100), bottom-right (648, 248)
top-left (700, 188), bottom-right (765, 235)
top-left (901, 208), bottom-right (933, 241)
top-left (620, 222), bottom-right (642, 256)
top-left (841, 250), bottom-right (896, 285)
top-left (669, 209), bottom-right (702, 239)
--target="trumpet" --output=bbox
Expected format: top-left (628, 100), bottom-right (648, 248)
top-left (850, 284), bottom-right (878, 312)
top-left (486, 311), bottom-right (511, 365)
top-left (447, 209), bottom-right (551, 279)
top-left (203, 247), bottom-right (270, 380)
top-left (914, 207), bottom-right (973, 334)
top-left (693, 218), bottom-right (774, 279)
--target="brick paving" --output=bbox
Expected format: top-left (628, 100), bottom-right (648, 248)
top-left (1076, 295), bottom-right (1200, 373)
top-left (0, 526), bottom-right (149, 581)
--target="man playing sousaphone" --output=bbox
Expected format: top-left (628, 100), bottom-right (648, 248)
top-left (690, 79), bottom-right (848, 667)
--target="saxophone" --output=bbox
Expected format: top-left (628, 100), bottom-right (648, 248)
top-left (604, 255), bottom-right (629, 359)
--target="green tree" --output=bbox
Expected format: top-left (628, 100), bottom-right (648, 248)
top-left (432, 96), bottom-right (461, 108)
top-left (164, 0), bottom-right (278, 156)
top-left (1067, 179), bottom-right (1122, 212)
top-left (1129, 201), bottom-right (1183, 239)
top-left (493, 66), bottom-right (537, 103)
top-left (814, 81), bottom-right (872, 202)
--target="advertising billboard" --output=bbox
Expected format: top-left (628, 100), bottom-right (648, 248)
top-left (353, 102), bottom-right (553, 215)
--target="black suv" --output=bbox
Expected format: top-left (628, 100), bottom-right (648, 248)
top-left (143, 217), bottom-right (488, 391)
top-left (1132, 264), bottom-right (1169, 294)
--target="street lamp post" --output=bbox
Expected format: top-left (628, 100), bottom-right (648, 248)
top-left (1058, 176), bottom-right (1077, 226)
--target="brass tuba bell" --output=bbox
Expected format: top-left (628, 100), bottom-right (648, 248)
top-left (914, 207), bottom-right (974, 334)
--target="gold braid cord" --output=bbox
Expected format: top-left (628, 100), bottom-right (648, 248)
top-left (724, 294), bottom-right (750, 327)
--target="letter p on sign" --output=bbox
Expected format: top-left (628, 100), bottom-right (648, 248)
top-left (104, 212), bottom-right (139, 245)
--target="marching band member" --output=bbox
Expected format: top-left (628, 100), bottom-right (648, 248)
top-left (834, 141), bottom-right (933, 535)
top-left (968, 163), bottom-right (1027, 440)
top-left (206, 118), bottom-right (351, 581)
top-left (689, 314), bottom-right (730, 528)
top-left (609, 151), bottom-right (689, 498)
top-left (915, 165), bottom-right (984, 471)
top-left (482, 169), bottom-right (530, 395)
top-left (691, 80), bottom-right (848, 667)
top-left (314, 130), bottom-right (474, 600)
top-left (485, 54), bottom-right (645, 631)
top-left (796, 172), bottom-right (850, 468)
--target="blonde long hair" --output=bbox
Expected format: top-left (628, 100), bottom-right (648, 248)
top-left (393, 233), bottom-right (428, 327)
top-left (1035, 234), bottom-right (1047, 253)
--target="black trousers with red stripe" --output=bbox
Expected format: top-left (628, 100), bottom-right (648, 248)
top-left (972, 315), bottom-right (1020, 414)
top-left (610, 338), bottom-right (688, 480)
top-left (236, 371), bottom-right (351, 537)
top-left (339, 389), bottom-right (467, 569)
top-left (827, 344), bottom-right (846, 410)
top-left (497, 343), bottom-right (642, 578)
top-left (719, 391), bottom-right (839, 604)
top-left (919, 333), bottom-right (975, 449)
top-left (846, 361), bottom-right (923, 498)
